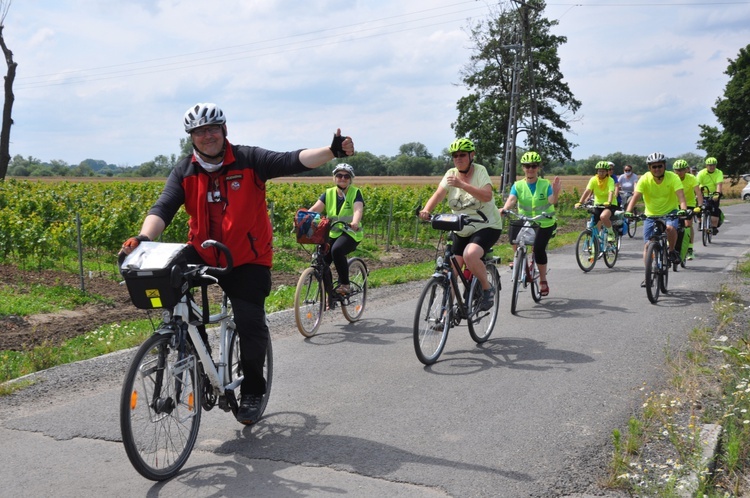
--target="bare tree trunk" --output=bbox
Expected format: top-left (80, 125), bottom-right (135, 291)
top-left (0, 24), bottom-right (16, 180)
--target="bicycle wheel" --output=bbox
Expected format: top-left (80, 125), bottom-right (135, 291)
top-left (341, 258), bottom-right (368, 322)
top-left (510, 249), bottom-right (524, 315)
top-left (660, 246), bottom-right (670, 294)
top-left (120, 332), bottom-right (201, 481)
top-left (645, 242), bottom-right (661, 304)
top-left (529, 255), bottom-right (542, 303)
top-left (603, 234), bottom-right (619, 268)
top-left (467, 263), bottom-right (500, 343)
top-left (628, 213), bottom-right (637, 238)
top-left (701, 212), bottom-right (710, 246)
top-left (575, 230), bottom-right (597, 272)
top-left (294, 267), bottom-right (324, 337)
top-left (228, 330), bottom-right (273, 421)
top-left (413, 276), bottom-right (451, 365)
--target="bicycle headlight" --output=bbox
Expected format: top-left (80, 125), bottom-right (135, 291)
top-left (436, 256), bottom-right (444, 268)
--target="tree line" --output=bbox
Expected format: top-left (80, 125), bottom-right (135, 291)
top-left (4, 145), bottom-right (722, 180)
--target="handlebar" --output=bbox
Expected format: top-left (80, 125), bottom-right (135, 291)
top-left (198, 239), bottom-right (233, 277)
top-left (631, 209), bottom-right (696, 221)
top-left (502, 210), bottom-right (553, 223)
top-left (415, 206), bottom-right (488, 230)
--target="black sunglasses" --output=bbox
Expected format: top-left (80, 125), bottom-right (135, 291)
top-left (335, 174), bottom-right (351, 179)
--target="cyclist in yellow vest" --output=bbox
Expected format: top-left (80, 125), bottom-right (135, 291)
top-left (575, 161), bottom-right (618, 242)
top-left (673, 159), bottom-right (703, 260)
top-left (624, 152), bottom-right (687, 285)
top-left (308, 163), bottom-right (364, 296)
top-left (419, 138), bottom-right (503, 310)
top-left (499, 151), bottom-right (561, 297)
top-left (695, 156), bottom-right (723, 234)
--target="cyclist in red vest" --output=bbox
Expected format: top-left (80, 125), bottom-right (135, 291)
top-left (121, 103), bottom-right (354, 425)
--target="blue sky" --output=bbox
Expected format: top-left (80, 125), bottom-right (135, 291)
top-left (7, 0), bottom-right (750, 166)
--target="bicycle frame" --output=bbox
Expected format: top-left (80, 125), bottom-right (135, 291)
top-left (171, 291), bottom-right (239, 398)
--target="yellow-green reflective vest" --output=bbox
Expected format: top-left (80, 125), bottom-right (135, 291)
top-left (515, 179), bottom-right (556, 228)
top-left (325, 186), bottom-right (363, 242)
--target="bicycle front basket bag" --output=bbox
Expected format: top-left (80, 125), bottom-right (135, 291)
top-left (431, 213), bottom-right (464, 231)
top-left (120, 242), bottom-right (189, 310)
top-left (510, 220), bottom-right (536, 245)
top-left (294, 209), bottom-right (331, 244)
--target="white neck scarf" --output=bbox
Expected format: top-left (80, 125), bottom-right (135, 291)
top-left (194, 150), bottom-right (223, 172)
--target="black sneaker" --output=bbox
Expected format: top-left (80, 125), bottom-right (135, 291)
top-left (480, 288), bottom-right (495, 311)
top-left (668, 250), bottom-right (680, 264)
top-left (712, 227), bottom-right (719, 235)
top-left (640, 280), bottom-right (647, 288)
top-left (236, 394), bottom-right (263, 425)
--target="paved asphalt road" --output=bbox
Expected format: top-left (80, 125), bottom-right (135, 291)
top-left (2, 203), bottom-right (749, 497)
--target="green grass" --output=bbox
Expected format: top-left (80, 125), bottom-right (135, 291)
top-left (606, 256), bottom-right (750, 496)
top-left (0, 319), bottom-right (155, 392)
top-left (0, 282), bottom-right (111, 317)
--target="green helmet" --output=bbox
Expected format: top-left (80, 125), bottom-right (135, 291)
top-left (595, 160), bottom-right (612, 170)
top-left (520, 151), bottom-right (541, 164)
top-left (705, 157), bottom-right (718, 165)
top-left (449, 138), bottom-right (475, 153)
top-left (673, 159), bottom-right (689, 170)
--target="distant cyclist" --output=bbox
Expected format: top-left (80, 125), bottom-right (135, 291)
top-left (307, 163), bottom-right (364, 297)
top-left (624, 152), bottom-right (687, 286)
top-left (576, 161), bottom-right (617, 242)
top-left (499, 151), bottom-right (561, 297)
top-left (696, 156), bottom-right (723, 235)
top-left (619, 164), bottom-right (639, 208)
top-left (672, 159), bottom-right (703, 260)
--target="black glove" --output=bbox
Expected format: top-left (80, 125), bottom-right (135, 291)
top-left (330, 133), bottom-right (348, 158)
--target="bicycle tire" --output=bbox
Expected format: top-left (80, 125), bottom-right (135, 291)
top-left (660, 246), bottom-right (670, 294)
top-left (645, 242), bottom-right (660, 304)
top-left (603, 234), bottom-right (619, 268)
top-left (510, 249), bottom-right (524, 315)
top-left (413, 276), bottom-right (451, 365)
top-left (228, 330), bottom-right (273, 421)
top-left (627, 215), bottom-right (637, 238)
top-left (575, 230), bottom-right (597, 272)
top-left (529, 254), bottom-right (542, 303)
top-left (467, 263), bottom-right (500, 343)
top-left (120, 332), bottom-right (201, 481)
top-left (341, 258), bottom-right (368, 323)
top-left (294, 267), bottom-right (324, 337)
top-left (701, 212), bottom-right (710, 246)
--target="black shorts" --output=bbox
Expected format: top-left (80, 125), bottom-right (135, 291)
top-left (451, 228), bottom-right (502, 257)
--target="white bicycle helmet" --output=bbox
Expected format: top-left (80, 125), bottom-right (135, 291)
top-left (183, 103), bottom-right (226, 133)
top-left (646, 152), bottom-right (666, 164)
top-left (332, 163), bottom-right (355, 178)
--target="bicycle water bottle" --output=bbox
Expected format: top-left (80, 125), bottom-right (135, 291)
top-left (463, 268), bottom-right (472, 281)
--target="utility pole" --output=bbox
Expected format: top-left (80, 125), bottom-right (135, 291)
top-left (501, 0), bottom-right (541, 199)
top-left (500, 44), bottom-right (521, 199)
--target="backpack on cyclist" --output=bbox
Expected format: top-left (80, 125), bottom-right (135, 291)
top-left (294, 209), bottom-right (331, 245)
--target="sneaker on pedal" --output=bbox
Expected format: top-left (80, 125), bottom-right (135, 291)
top-left (237, 394), bottom-right (263, 425)
top-left (480, 288), bottom-right (495, 311)
top-left (712, 227), bottom-right (719, 235)
top-left (686, 248), bottom-right (694, 260)
top-left (669, 250), bottom-right (680, 264)
top-left (336, 284), bottom-right (351, 296)
top-left (606, 229), bottom-right (615, 242)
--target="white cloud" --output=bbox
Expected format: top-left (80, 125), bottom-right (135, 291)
top-left (4, 0), bottom-right (749, 166)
